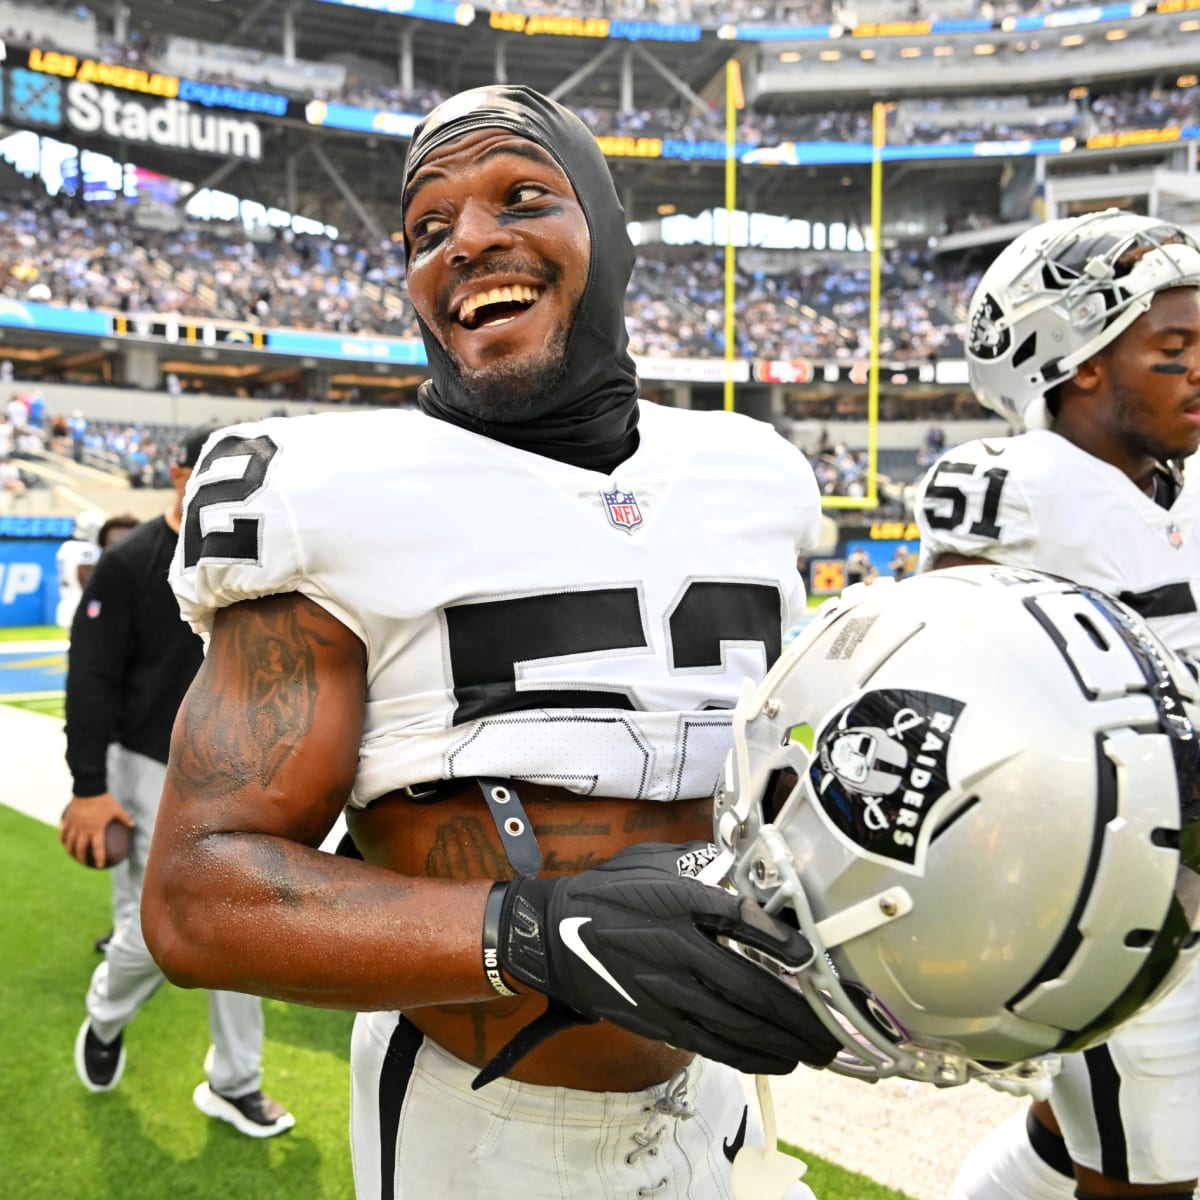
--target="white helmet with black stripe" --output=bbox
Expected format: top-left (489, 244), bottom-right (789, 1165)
top-left (715, 566), bottom-right (1200, 1089)
top-left (966, 209), bottom-right (1200, 429)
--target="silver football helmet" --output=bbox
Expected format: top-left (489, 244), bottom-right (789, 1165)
top-left (72, 510), bottom-right (105, 543)
top-left (715, 566), bottom-right (1200, 1088)
top-left (966, 209), bottom-right (1200, 429)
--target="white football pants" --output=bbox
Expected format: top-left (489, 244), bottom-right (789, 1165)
top-left (350, 1009), bottom-right (818, 1200)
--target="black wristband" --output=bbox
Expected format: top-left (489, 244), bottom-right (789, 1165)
top-left (482, 882), bottom-right (518, 998)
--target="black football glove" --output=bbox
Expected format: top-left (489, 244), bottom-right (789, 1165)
top-left (474, 841), bottom-right (838, 1088)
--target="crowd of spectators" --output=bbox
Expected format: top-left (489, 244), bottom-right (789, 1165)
top-left (0, 191), bottom-right (983, 362)
top-left (1, 387), bottom-right (54, 502)
top-left (626, 248), bottom-right (976, 362)
top-left (63, 417), bottom-right (184, 487)
top-left (0, 193), bottom-right (416, 336)
top-left (896, 83), bottom-right (1200, 147)
top-left (32, 401), bottom-right (212, 487)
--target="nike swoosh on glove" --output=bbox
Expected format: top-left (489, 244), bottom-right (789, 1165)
top-left (495, 841), bottom-right (840, 1078)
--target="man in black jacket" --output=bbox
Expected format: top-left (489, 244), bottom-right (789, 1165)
top-left (59, 427), bottom-right (294, 1139)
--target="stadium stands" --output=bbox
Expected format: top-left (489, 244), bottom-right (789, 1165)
top-left (0, 188), bottom-right (986, 361)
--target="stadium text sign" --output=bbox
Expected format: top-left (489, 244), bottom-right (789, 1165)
top-left (64, 81), bottom-right (263, 160)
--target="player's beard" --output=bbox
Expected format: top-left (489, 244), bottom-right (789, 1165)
top-left (1112, 374), bottom-right (1200, 462)
top-left (444, 311), bottom-right (573, 424)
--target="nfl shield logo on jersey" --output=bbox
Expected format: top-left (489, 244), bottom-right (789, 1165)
top-left (1167, 523), bottom-right (1184, 549)
top-left (602, 487), bottom-right (643, 533)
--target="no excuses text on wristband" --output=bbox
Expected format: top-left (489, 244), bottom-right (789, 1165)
top-left (482, 882), bottom-right (518, 998)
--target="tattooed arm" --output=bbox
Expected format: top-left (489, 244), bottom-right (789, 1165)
top-left (141, 591), bottom-right (498, 1011)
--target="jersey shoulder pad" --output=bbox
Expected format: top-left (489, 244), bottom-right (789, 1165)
top-left (915, 435), bottom-right (1040, 563)
top-left (171, 410), bottom-right (427, 634)
top-left (647, 404), bottom-right (823, 547)
top-left (169, 415), bottom-right (317, 630)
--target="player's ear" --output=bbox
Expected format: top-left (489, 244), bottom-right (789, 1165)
top-left (1071, 353), bottom-right (1105, 394)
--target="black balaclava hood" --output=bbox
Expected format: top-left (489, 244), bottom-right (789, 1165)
top-left (401, 84), bottom-right (640, 473)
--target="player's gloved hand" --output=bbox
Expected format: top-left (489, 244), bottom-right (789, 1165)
top-left (477, 841), bottom-right (839, 1087)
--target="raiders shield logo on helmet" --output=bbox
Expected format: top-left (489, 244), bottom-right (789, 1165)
top-left (967, 293), bottom-right (1011, 361)
top-left (810, 688), bottom-right (964, 872)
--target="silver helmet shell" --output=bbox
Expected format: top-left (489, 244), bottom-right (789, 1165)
top-left (716, 566), bottom-right (1200, 1087)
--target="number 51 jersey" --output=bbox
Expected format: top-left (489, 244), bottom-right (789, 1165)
top-left (169, 402), bottom-right (822, 809)
top-left (915, 430), bottom-right (1200, 661)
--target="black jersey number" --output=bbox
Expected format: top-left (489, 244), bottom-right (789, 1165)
top-left (922, 460), bottom-right (1009, 539)
top-left (445, 581), bottom-right (781, 724)
top-left (182, 434), bottom-right (279, 568)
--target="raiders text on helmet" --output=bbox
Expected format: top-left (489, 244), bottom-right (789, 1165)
top-left (965, 210), bottom-right (1200, 429)
top-left (715, 566), bottom-right (1200, 1089)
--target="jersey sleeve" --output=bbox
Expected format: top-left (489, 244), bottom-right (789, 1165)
top-left (914, 440), bottom-right (1041, 570)
top-left (742, 415), bottom-right (823, 556)
top-left (169, 422), bottom-right (351, 637)
top-left (790, 442), bottom-right (824, 556)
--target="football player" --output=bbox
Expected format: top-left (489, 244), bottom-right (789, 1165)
top-left (55, 509), bottom-right (103, 629)
top-left (61, 431), bottom-right (292, 1138)
top-left (142, 86), bottom-right (837, 1200)
top-left (915, 209), bottom-right (1200, 1200)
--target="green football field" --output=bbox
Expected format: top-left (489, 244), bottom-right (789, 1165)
top-left (0, 624), bottom-right (914, 1200)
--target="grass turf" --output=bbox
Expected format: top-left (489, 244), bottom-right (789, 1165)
top-left (1, 802), bottom-right (359, 1199)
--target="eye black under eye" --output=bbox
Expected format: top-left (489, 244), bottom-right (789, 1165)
top-left (410, 215), bottom-right (447, 240)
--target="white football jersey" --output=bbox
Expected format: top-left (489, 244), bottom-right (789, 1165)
top-left (915, 430), bottom-right (1200, 659)
top-left (171, 402), bottom-right (821, 808)
top-left (56, 537), bottom-right (100, 628)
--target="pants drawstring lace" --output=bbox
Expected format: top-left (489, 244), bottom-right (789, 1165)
top-left (627, 1065), bottom-right (693, 1197)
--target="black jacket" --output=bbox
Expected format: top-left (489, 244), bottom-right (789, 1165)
top-left (64, 515), bottom-right (203, 796)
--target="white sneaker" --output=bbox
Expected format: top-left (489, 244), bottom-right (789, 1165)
top-left (193, 1082), bottom-right (295, 1139)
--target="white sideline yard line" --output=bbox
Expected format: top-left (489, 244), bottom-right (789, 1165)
top-left (0, 699), bottom-right (349, 842)
top-left (2, 691), bottom-right (63, 701)
top-left (0, 702), bottom-right (1009, 1200)
top-left (0, 704), bottom-right (68, 827)
top-left (0, 639), bottom-right (69, 652)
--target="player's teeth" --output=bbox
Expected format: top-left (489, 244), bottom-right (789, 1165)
top-left (459, 285), bottom-right (539, 324)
